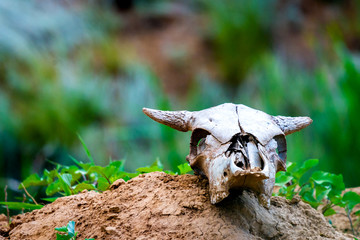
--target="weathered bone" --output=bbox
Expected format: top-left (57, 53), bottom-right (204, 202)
top-left (272, 116), bottom-right (313, 135)
top-left (143, 103), bottom-right (312, 207)
top-left (143, 108), bottom-right (192, 132)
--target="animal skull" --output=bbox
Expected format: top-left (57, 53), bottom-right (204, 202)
top-left (143, 103), bottom-right (312, 207)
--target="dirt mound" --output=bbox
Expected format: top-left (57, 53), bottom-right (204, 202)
top-left (1, 172), bottom-right (352, 239)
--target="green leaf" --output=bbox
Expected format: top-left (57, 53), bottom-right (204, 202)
top-left (285, 184), bottom-right (297, 199)
top-left (293, 159), bottom-right (319, 179)
top-left (55, 226), bottom-right (68, 233)
top-left (97, 177), bottom-right (110, 191)
top-left (329, 194), bottom-right (343, 205)
top-left (60, 165), bottom-right (83, 183)
top-left (299, 184), bottom-right (321, 208)
top-left (44, 169), bottom-right (59, 184)
top-left (69, 155), bottom-right (93, 171)
top-left (311, 171), bottom-right (343, 186)
top-left (77, 134), bottom-right (94, 164)
top-left (177, 163), bottom-right (192, 175)
top-left (66, 221), bottom-right (76, 237)
top-left (56, 233), bottom-right (71, 240)
top-left (315, 185), bottom-right (331, 202)
top-left (73, 183), bottom-right (95, 193)
top-left (343, 191), bottom-right (360, 211)
top-left (19, 174), bottom-right (47, 189)
top-left (0, 202), bottom-right (43, 210)
top-left (46, 180), bottom-right (62, 196)
top-left (275, 171), bottom-right (293, 187)
top-left (323, 208), bottom-right (336, 216)
top-left (56, 172), bottom-right (73, 196)
top-left (136, 166), bottom-right (163, 174)
top-left (41, 197), bottom-right (59, 202)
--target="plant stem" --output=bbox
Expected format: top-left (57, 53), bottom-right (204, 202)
top-left (346, 207), bottom-right (357, 236)
top-left (21, 183), bottom-right (38, 205)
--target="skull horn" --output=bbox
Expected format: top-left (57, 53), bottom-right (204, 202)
top-left (272, 116), bottom-right (313, 135)
top-left (143, 108), bottom-right (192, 132)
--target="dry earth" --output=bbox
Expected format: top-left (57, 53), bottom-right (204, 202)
top-left (0, 172), bottom-right (355, 239)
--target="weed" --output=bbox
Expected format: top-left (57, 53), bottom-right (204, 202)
top-left (55, 220), bottom-right (94, 240)
top-left (0, 137), bottom-right (193, 213)
top-left (275, 159), bottom-right (360, 236)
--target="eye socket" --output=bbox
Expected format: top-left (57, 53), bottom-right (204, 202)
top-left (190, 129), bottom-right (210, 156)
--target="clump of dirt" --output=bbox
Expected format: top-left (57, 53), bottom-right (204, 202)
top-left (1, 172), bottom-right (352, 239)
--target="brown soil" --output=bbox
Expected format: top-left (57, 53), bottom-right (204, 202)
top-left (0, 172), bottom-right (354, 239)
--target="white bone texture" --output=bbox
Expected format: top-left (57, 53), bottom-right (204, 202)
top-left (143, 103), bottom-right (312, 207)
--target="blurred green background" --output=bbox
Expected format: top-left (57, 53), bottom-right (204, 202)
top-left (1, 0), bottom-right (360, 210)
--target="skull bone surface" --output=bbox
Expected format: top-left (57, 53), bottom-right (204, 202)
top-left (143, 103), bottom-right (312, 207)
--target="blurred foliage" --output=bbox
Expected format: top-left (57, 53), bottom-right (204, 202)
top-left (202, 0), bottom-right (274, 90)
top-left (1, 0), bottom-right (360, 215)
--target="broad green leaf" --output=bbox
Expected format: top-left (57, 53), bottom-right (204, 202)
top-left (77, 134), bottom-right (94, 164)
top-left (97, 177), bottom-right (110, 191)
top-left (19, 174), bottom-right (47, 189)
top-left (88, 166), bottom-right (106, 177)
top-left (285, 184), bottom-right (297, 200)
top-left (329, 194), bottom-right (345, 207)
top-left (275, 171), bottom-right (293, 187)
top-left (73, 183), bottom-right (95, 193)
top-left (56, 233), bottom-right (71, 240)
top-left (60, 165), bottom-right (83, 183)
top-left (0, 202), bottom-right (43, 210)
top-left (343, 191), bottom-right (360, 211)
top-left (315, 185), bottom-right (331, 202)
top-left (299, 185), bottom-right (321, 208)
top-left (46, 180), bottom-right (62, 196)
top-left (293, 159), bottom-right (319, 179)
top-left (56, 172), bottom-right (73, 196)
top-left (323, 208), bottom-right (336, 216)
top-left (55, 226), bottom-right (68, 233)
top-left (44, 169), bottom-right (59, 183)
top-left (311, 171), bottom-right (345, 195)
top-left (177, 163), bottom-right (192, 175)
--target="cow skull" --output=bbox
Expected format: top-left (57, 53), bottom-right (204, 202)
top-left (143, 103), bottom-right (312, 207)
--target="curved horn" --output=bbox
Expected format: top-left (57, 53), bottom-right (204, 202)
top-left (143, 108), bottom-right (192, 132)
top-left (272, 116), bottom-right (313, 135)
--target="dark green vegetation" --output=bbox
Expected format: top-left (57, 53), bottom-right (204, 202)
top-left (1, 0), bottom-right (360, 220)
top-left (276, 159), bottom-right (360, 237)
top-left (1, 138), bottom-right (192, 214)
